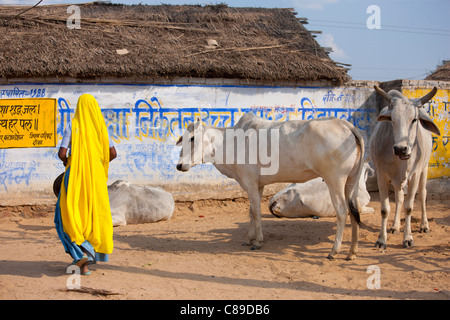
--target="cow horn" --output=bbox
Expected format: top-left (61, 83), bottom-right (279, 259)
top-left (419, 87), bottom-right (438, 106)
top-left (374, 85), bottom-right (392, 104)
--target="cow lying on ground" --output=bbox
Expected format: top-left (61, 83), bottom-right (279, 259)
top-left (108, 180), bottom-right (174, 226)
top-left (269, 163), bottom-right (374, 218)
top-left (54, 176), bottom-right (174, 226)
top-left (176, 112), bottom-right (365, 260)
top-left (370, 86), bottom-right (440, 249)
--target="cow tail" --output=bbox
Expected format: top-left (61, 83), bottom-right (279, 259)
top-left (345, 123), bottom-right (365, 225)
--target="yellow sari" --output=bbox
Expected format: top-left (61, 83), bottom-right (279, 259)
top-left (58, 94), bottom-right (113, 255)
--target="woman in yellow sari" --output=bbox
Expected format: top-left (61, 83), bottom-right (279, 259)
top-left (55, 94), bottom-right (117, 275)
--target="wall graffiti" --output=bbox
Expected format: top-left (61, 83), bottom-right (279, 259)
top-left (402, 88), bottom-right (450, 179)
top-left (0, 98), bottom-right (57, 148)
top-left (0, 87), bottom-right (47, 99)
top-left (0, 83), bottom-right (447, 199)
top-left (58, 95), bottom-right (376, 145)
top-left (0, 161), bottom-right (36, 191)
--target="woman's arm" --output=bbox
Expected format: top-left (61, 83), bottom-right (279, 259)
top-left (58, 147), bottom-right (68, 166)
top-left (109, 146), bottom-right (117, 162)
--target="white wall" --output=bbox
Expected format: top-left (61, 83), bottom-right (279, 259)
top-left (0, 82), bottom-right (378, 204)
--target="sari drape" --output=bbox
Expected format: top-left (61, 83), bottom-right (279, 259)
top-left (55, 94), bottom-right (113, 261)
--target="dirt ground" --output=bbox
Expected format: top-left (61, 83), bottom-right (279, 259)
top-left (0, 192), bottom-right (449, 300)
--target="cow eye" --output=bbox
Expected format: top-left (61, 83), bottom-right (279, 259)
top-left (190, 136), bottom-right (194, 142)
top-left (412, 119), bottom-right (417, 124)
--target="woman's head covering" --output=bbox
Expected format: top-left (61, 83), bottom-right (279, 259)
top-left (72, 94), bottom-right (110, 177)
top-left (59, 94), bottom-right (113, 255)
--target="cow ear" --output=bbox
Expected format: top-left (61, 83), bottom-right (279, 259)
top-left (377, 107), bottom-right (392, 122)
top-left (418, 109), bottom-right (441, 136)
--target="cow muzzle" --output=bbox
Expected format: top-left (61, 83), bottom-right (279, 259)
top-left (393, 145), bottom-right (411, 160)
top-left (269, 200), bottom-right (282, 218)
top-left (176, 163), bottom-right (191, 172)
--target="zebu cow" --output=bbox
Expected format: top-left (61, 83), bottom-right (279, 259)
top-left (370, 86), bottom-right (440, 249)
top-left (108, 180), bottom-right (174, 226)
top-left (176, 112), bottom-right (365, 260)
top-left (269, 163), bottom-right (374, 218)
top-left (53, 175), bottom-right (174, 226)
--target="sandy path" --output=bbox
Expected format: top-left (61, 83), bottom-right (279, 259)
top-left (0, 194), bottom-right (449, 300)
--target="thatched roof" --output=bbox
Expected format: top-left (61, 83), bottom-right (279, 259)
top-left (425, 60), bottom-right (450, 81)
top-left (0, 2), bottom-right (349, 84)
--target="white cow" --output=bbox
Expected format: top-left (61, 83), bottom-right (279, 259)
top-left (176, 112), bottom-right (365, 260)
top-left (269, 163), bottom-right (374, 218)
top-left (370, 86), bottom-right (440, 249)
top-left (108, 180), bottom-right (174, 226)
top-left (54, 176), bottom-right (175, 226)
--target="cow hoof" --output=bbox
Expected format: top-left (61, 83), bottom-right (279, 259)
top-left (243, 241), bottom-right (262, 250)
top-left (250, 242), bottom-right (262, 250)
top-left (345, 253), bottom-right (357, 261)
top-left (419, 227), bottom-right (430, 234)
top-left (403, 239), bottom-right (414, 248)
top-left (388, 228), bottom-right (399, 235)
top-left (374, 241), bottom-right (387, 250)
top-left (326, 253), bottom-right (335, 260)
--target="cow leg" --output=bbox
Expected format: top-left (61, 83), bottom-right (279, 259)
top-left (418, 169), bottom-right (430, 234)
top-left (243, 185), bottom-right (264, 250)
top-left (375, 176), bottom-right (390, 249)
top-left (390, 185), bottom-right (404, 234)
top-left (346, 212), bottom-right (360, 260)
top-left (326, 181), bottom-right (348, 260)
top-left (403, 173), bottom-right (420, 248)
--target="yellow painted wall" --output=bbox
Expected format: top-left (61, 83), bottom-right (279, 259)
top-left (0, 98), bottom-right (56, 148)
top-left (402, 88), bottom-right (449, 179)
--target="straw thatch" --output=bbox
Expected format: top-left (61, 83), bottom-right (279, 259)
top-left (0, 2), bottom-right (349, 84)
top-left (425, 60), bottom-right (450, 81)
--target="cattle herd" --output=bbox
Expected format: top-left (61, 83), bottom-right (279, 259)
top-left (175, 86), bottom-right (440, 260)
top-left (53, 86), bottom-right (440, 260)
